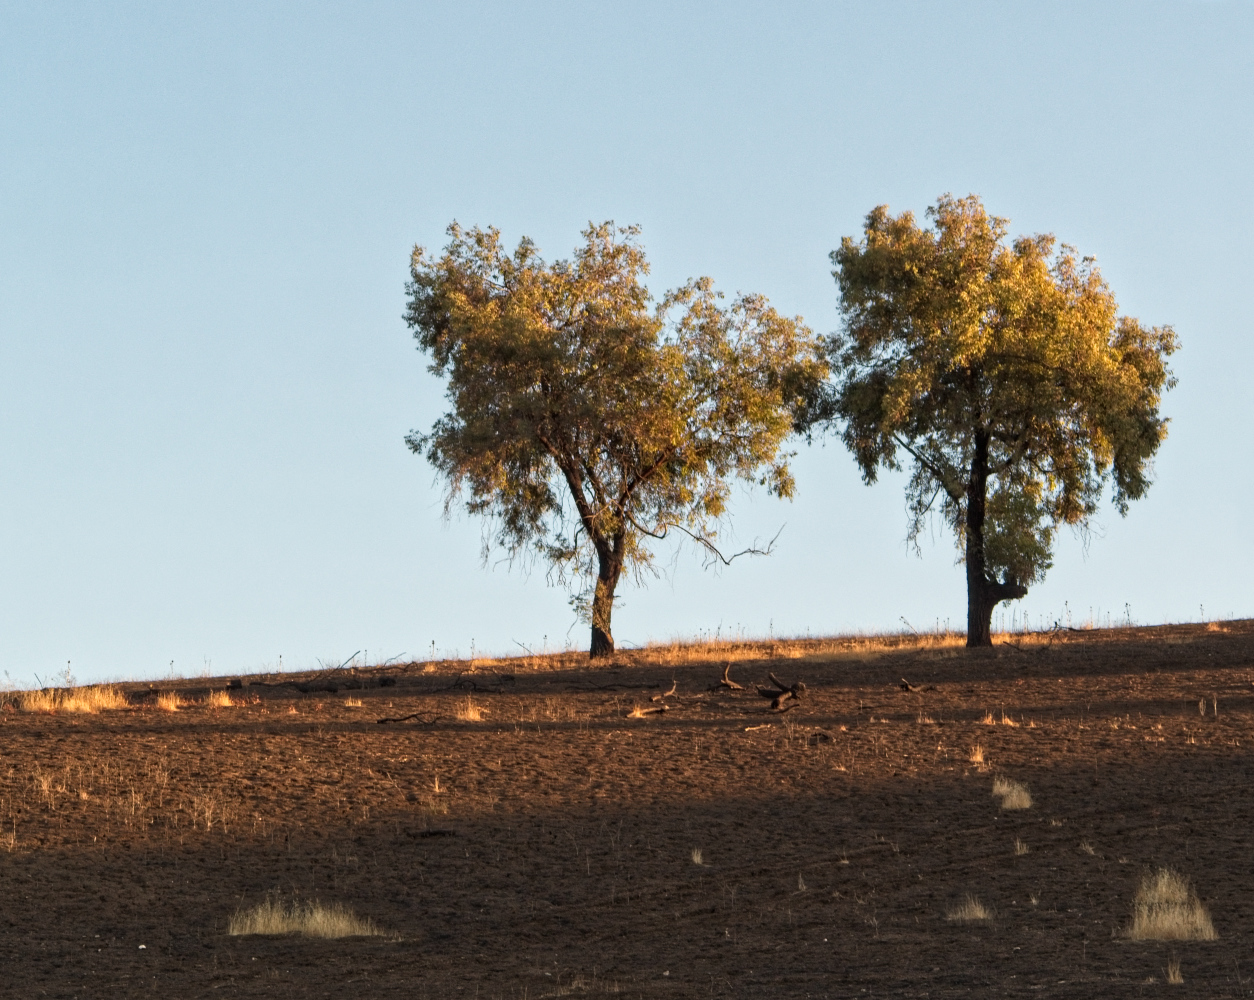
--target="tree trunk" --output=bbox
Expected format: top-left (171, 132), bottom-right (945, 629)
top-left (965, 431), bottom-right (1027, 647)
top-left (589, 544), bottom-right (623, 659)
top-left (964, 433), bottom-right (994, 648)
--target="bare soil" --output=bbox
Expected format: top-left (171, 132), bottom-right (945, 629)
top-left (4, 622), bottom-right (1254, 998)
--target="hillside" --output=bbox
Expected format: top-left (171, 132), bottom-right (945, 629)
top-left (3, 622), bottom-right (1253, 997)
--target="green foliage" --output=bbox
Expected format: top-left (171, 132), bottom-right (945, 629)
top-left (405, 221), bottom-right (825, 654)
top-left (825, 194), bottom-right (1177, 641)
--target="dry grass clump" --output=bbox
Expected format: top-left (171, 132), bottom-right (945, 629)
top-left (969, 744), bottom-right (986, 766)
top-left (992, 776), bottom-right (1032, 810)
top-left (1013, 837), bottom-right (1030, 856)
top-left (344, 697), bottom-right (363, 708)
top-left (981, 710), bottom-right (1021, 726)
top-left (1165, 955), bottom-right (1184, 984)
top-left (156, 691), bottom-right (182, 712)
top-left (455, 697), bottom-right (487, 722)
top-left (228, 897), bottom-right (385, 938)
top-left (19, 685), bottom-right (128, 714)
top-left (946, 895), bottom-right (993, 923)
top-left (1126, 869), bottom-right (1217, 941)
top-left (206, 690), bottom-right (235, 708)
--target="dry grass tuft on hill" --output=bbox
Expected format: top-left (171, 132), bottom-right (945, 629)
top-left (455, 696), bottom-right (487, 722)
top-left (946, 895), bottom-right (994, 923)
top-left (228, 897), bottom-right (386, 939)
top-left (1127, 868), bottom-right (1217, 941)
top-left (992, 775), bottom-right (1032, 810)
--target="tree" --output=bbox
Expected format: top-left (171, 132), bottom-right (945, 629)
top-left (405, 221), bottom-right (826, 657)
top-left (823, 195), bottom-right (1177, 647)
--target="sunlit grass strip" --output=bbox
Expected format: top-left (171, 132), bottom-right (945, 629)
top-left (228, 898), bottom-right (385, 938)
top-left (18, 686), bottom-right (128, 714)
top-left (1127, 869), bottom-right (1217, 941)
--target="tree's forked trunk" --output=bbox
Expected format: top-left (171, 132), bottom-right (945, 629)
top-left (964, 431), bottom-right (1027, 647)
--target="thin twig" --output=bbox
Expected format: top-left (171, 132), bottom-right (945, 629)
top-left (623, 514), bottom-right (786, 567)
top-left (376, 712), bottom-right (446, 725)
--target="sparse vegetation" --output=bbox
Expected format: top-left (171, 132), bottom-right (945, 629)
top-left (156, 691), bottom-right (182, 712)
top-left (1013, 837), bottom-right (1029, 855)
top-left (228, 897), bottom-right (386, 938)
top-left (206, 690), bottom-right (235, 708)
top-left (344, 697), bottom-right (363, 708)
top-left (1127, 869), bottom-right (1217, 941)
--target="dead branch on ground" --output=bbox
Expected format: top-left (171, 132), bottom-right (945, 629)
top-left (758, 672), bottom-right (806, 711)
top-left (651, 679), bottom-right (677, 702)
top-left (899, 677), bottom-right (936, 692)
top-left (375, 712), bottom-right (446, 725)
top-left (628, 704), bottom-right (671, 717)
top-left (711, 662), bottom-right (744, 691)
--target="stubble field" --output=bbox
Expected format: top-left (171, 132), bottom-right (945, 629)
top-left (3, 621), bottom-right (1254, 998)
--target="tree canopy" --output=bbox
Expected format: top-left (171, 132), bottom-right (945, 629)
top-left (405, 221), bottom-right (826, 657)
top-left (823, 194), bottom-right (1177, 646)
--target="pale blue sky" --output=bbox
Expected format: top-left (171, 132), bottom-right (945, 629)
top-left (2, 2), bottom-right (1251, 683)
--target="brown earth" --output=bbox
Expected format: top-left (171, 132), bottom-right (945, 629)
top-left (3, 622), bottom-right (1254, 998)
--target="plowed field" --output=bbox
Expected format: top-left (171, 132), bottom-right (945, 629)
top-left (4, 622), bottom-right (1254, 997)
